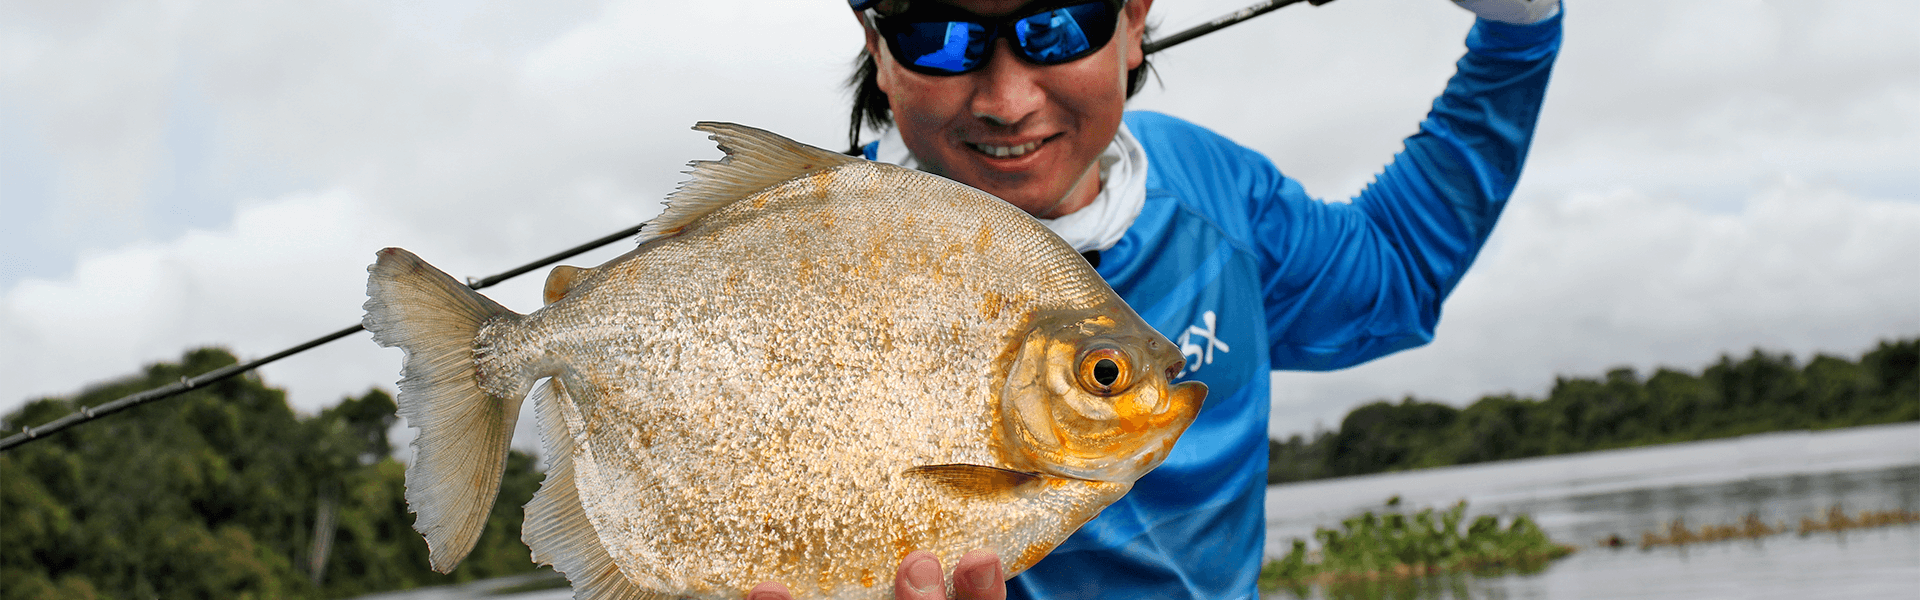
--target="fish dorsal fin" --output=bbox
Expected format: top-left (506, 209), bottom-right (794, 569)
top-left (904, 464), bottom-right (1042, 498)
top-left (543, 265), bottom-right (588, 305)
top-left (637, 122), bottom-right (860, 245)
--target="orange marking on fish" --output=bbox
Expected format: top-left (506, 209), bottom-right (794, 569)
top-left (892, 533), bottom-right (915, 563)
top-left (1113, 395), bottom-right (1154, 434)
top-left (932, 242), bottom-right (966, 280)
top-left (796, 258), bottom-right (816, 285)
top-left (980, 290), bottom-right (1005, 320)
top-left (811, 170), bottom-right (834, 201)
top-left (1010, 539), bottom-right (1056, 573)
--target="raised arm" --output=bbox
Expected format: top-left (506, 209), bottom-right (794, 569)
top-left (1253, 7), bottom-right (1564, 370)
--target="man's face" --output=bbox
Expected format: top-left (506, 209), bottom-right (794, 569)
top-left (862, 0), bottom-right (1152, 219)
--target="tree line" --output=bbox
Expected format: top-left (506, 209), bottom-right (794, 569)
top-left (1268, 337), bottom-right (1919, 484)
top-left (2, 348), bottom-right (544, 599)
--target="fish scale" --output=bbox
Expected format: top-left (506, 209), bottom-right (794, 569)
top-left (363, 122), bottom-right (1205, 599)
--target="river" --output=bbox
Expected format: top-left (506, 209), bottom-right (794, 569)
top-left (356, 422), bottom-right (1920, 599)
top-left (1261, 421), bottom-right (1920, 599)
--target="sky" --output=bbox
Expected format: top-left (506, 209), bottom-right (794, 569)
top-left (3, 0), bottom-right (1917, 449)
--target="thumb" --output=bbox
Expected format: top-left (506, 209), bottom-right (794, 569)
top-left (895, 551), bottom-right (947, 600)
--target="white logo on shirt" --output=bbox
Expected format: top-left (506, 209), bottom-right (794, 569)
top-left (1177, 311), bottom-right (1230, 376)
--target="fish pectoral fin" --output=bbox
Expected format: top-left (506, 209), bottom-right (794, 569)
top-left (902, 464), bottom-right (1041, 498)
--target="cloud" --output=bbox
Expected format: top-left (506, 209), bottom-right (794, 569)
top-left (1525, 0), bottom-right (1920, 204)
top-left (1269, 179), bottom-right (1920, 437)
top-left (1, 0), bottom-right (864, 291)
top-left (3, 190), bottom-right (390, 407)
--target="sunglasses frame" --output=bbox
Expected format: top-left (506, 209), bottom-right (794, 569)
top-left (868, 0), bottom-right (1127, 76)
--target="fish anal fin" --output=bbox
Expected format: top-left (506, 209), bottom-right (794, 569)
top-left (523, 378), bottom-right (665, 599)
top-left (638, 122), bottom-right (859, 246)
top-left (903, 464), bottom-right (1042, 499)
top-left (543, 265), bottom-right (589, 305)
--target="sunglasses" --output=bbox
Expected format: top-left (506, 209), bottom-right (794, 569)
top-left (863, 0), bottom-right (1125, 76)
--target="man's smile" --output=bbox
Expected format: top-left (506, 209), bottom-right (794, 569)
top-left (965, 133), bottom-right (1063, 161)
top-left (969, 138), bottom-right (1043, 158)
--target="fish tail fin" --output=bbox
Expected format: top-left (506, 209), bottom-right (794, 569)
top-left (524, 378), bottom-right (657, 599)
top-left (363, 247), bottom-right (526, 573)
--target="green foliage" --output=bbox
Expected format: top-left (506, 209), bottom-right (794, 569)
top-left (1259, 500), bottom-right (1573, 594)
top-left (1, 348), bottom-right (548, 599)
top-left (1269, 337), bottom-right (1920, 483)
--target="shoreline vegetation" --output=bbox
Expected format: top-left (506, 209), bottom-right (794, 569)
top-left (2, 338), bottom-right (1913, 598)
top-left (1267, 338), bottom-right (1918, 485)
top-left (1258, 499), bottom-right (1575, 596)
top-left (1622, 505), bottom-right (1920, 550)
top-left (1, 349), bottom-right (547, 600)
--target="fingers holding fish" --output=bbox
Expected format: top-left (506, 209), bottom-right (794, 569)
top-left (934, 549), bottom-right (1007, 600)
top-left (743, 549), bottom-right (1003, 600)
top-left (745, 580), bottom-right (791, 600)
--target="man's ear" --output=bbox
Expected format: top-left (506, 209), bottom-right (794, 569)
top-left (1123, 0), bottom-right (1154, 70)
top-left (856, 10), bottom-right (883, 58)
top-left (859, 12), bottom-right (899, 97)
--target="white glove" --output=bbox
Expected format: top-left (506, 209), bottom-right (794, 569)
top-left (1453, 0), bottom-right (1561, 25)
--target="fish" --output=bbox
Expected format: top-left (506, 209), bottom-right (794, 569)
top-left (362, 122), bottom-right (1206, 599)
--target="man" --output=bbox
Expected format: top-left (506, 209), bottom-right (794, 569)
top-left (755, 0), bottom-right (1562, 598)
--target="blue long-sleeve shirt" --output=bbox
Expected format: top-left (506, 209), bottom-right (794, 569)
top-left (1006, 13), bottom-right (1562, 599)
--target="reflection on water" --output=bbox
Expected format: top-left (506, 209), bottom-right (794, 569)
top-left (1262, 423), bottom-right (1920, 599)
top-left (1269, 572), bottom-right (1485, 600)
top-left (350, 572), bottom-right (570, 600)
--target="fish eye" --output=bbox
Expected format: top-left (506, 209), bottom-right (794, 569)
top-left (1077, 348), bottom-right (1133, 395)
top-left (1093, 359), bottom-right (1119, 386)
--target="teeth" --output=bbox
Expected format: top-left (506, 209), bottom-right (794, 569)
top-left (973, 140), bottom-right (1041, 158)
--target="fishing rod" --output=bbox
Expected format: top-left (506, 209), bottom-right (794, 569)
top-left (1145, 0), bottom-right (1339, 55)
top-left (0, 223), bottom-right (644, 452)
top-left (2, 0), bottom-right (1333, 452)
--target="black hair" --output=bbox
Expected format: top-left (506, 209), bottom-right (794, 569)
top-left (843, 28), bottom-right (1156, 155)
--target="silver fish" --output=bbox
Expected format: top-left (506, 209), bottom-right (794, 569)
top-left (363, 122), bottom-right (1206, 599)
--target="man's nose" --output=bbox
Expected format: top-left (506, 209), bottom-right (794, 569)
top-left (969, 38), bottom-right (1045, 127)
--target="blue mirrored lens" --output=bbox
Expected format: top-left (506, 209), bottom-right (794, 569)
top-left (1014, 7), bottom-right (1095, 63)
top-left (898, 21), bottom-right (988, 74)
top-left (880, 1), bottom-right (1117, 75)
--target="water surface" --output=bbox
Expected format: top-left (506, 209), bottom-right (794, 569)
top-left (1261, 422), bottom-right (1920, 599)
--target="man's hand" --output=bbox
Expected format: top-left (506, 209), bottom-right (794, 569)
top-left (745, 549), bottom-right (1006, 600)
top-left (1453, 0), bottom-right (1561, 25)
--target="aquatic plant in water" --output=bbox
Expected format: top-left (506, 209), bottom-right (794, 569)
top-left (1798, 505), bottom-right (1920, 535)
top-left (1258, 500), bottom-right (1574, 595)
top-left (1630, 505), bottom-right (1920, 549)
